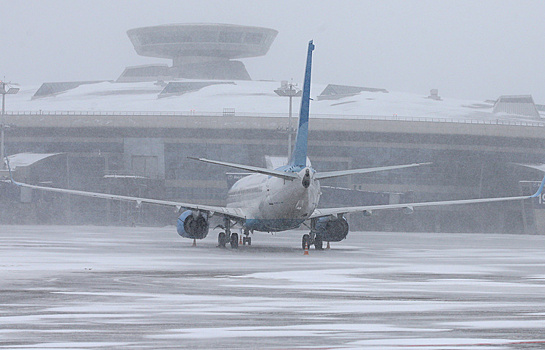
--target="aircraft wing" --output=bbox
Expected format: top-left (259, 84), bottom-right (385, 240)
top-left (10, 180), bottom-right (247, 220)
top-left (310, 175), bottom-right (545, 219)
top-left (315, 162), bottom-right (432, 180)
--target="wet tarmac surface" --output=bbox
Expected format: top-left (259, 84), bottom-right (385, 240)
top-left (1, 225), bottom-right (545, 349)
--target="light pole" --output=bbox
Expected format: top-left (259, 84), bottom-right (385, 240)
top-left (274, 81), bottom-right (302, 159)
top-left (1, 81), bottom-right (19, 169)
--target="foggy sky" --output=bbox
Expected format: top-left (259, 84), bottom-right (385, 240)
top-left (1, 0), bottom-right (545, 102)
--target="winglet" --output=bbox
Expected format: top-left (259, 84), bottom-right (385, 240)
top-left (530, 174), bottom-right (545, 198)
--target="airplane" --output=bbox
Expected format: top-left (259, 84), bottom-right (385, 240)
top-left (6, 41), bottom-right (545, 250)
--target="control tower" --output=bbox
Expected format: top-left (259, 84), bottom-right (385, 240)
top-left (118, 23), bottom-right (278, 82)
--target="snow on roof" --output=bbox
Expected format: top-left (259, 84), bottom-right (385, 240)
top-left (5, 80), bottom-right (544, 123)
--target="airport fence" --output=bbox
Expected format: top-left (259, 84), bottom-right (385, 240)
top-left (5, 110), bottom-right (545, 128)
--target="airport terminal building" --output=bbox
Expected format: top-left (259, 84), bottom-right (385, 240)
top-left (2, 24), bottom-right (545, 234)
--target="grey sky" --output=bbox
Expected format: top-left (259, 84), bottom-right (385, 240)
top-left (2, 0), bottom-right (545, 102)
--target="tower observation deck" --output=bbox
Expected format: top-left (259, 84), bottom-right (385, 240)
top-left (120, 24), bottom-right (278, 81)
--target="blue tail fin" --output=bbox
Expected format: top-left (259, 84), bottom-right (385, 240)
top-left (289, 40), bottom-right (314, 167)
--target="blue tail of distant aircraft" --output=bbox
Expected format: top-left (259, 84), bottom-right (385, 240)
top-left (289, 40), bottom-right (314, 167)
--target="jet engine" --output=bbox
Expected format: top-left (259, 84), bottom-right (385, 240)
top-left (314, 216), bottom-right (349, 242)
top-left (177, 210), bottom-right (210, 239)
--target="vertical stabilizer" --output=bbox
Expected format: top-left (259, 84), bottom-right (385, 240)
top-left (290, 40), bottom-right (314, 167)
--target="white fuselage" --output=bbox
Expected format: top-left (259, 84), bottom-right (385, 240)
top-left (226, 167), bottom-right (321, 232)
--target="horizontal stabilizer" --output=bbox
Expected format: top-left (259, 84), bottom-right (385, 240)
top-left (315, 162), bottom-right (431, 180)
top-left (188, 157), bottom-right (298, 180)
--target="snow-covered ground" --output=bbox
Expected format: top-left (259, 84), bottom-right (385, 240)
top-left (1, 226), bottom-right (545, 349)
top-left (7, 80), bottom-right (544, 124)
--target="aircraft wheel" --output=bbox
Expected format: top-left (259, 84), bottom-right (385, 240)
top-left (302, 234), bottom-right (310, 250)
top-left (218, 232), bottom-right (227, 248)
top-left (314, 237), bottom-right (323, 250)
top-left (230, 233), bottom-right (239, 249)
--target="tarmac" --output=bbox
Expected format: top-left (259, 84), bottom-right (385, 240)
top-left (1, 225), bottom-right (545, 349)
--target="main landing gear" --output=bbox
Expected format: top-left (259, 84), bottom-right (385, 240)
top-left (229, 232), bottom-right (239, 249)
top-left (218, 231), bottom-right (239, 249)
top-left (302, 233), bottom-right (324, 250)
top-left (218, 218), bottom-right (247, 249)
top-left (242, 228), bottom-right (252, 246)
top-left (302, 219), bottom-right (324, 250)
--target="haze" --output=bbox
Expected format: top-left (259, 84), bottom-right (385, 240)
top-left (1, 0), bottom-right (545, 102)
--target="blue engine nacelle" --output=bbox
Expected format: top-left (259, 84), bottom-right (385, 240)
top-left (177, 210), bottom-right (210, 240)
top-left (315, 216), bottom-right (349, 242)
